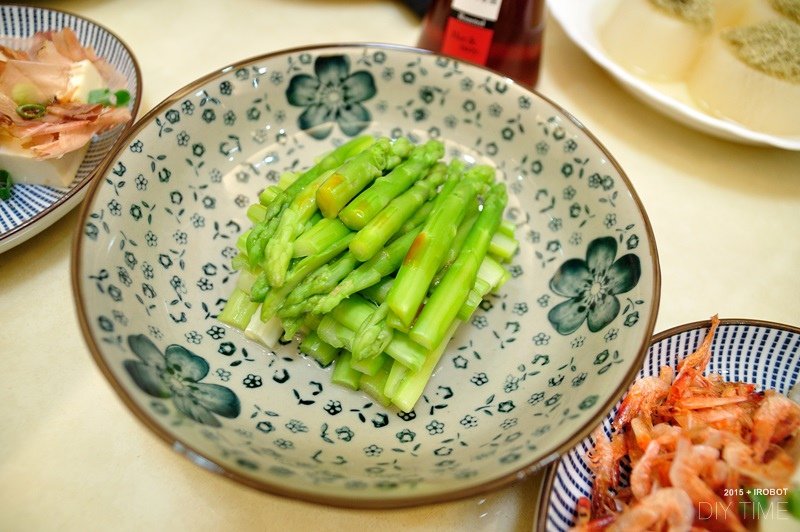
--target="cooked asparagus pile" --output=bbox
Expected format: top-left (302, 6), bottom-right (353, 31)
top-left (219, 135), bottom-right (518, 412)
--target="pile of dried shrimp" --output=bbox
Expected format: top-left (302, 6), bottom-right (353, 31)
top-left (572, 315), bottom-right (800, 531)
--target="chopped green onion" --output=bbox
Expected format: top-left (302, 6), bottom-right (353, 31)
top-left (113, 90), bottom-right (131, 107)
top-left (0, 169), bottom-right (12, 201)
top-left (743, 488), bottom-right (770, 520)
top-left (87, 88), bottom-right (131, 107)
top-left (788, 487), bottom-right (800, 519)
top-left (16, 103), bottom-right (46, 119)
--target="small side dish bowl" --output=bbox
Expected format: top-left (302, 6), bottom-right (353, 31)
top-left (538, 318), bottom-right (800, 531)
top-left (0, 4), bottom-right (142, 253)
top-left (71, 43), bottom-right (659, 507)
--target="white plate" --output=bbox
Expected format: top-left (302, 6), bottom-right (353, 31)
top-left (547, 0), bottom-right (800, 151)
top-left (0, 5), bottom-right (142, 254)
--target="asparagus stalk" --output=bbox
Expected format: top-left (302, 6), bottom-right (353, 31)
top-left (244, 135), bottom-right (374, 268)
top-left (457, 256), bottom-right (511, 320)
top-left (249, 270), bottom-right (271, 303)
top-left (359, 359), bottom-right (393, 407)
top-left (244, 205), bottom-right (284, 269)
top-left (431, 200), bottom-right (480, 286)
top-left (316, 137), bottom-right (391, 218)
top-left (316, 314), bottom-right (346, 349)
top-left (247, 203), bottom-right (268, 224)
top-left (329, 296), bottom-right (427, 371)
top-left (218, 289), bottom-right (260, 330)
top-left (351, 302), bottom-right (393, 361)
top-left (314, 315), bottom-right (386, 376)
top-left (359, 276), bottom-right (395, 305)
top-left (386, 165), bottom-right (494, 327)
top-left (489, 231), bottom-right (519, 262)
top-left (244, 312), bottom-right (284, 348)
top-left (384, 136), bottom-right (414, 171)
top-left (398, 197), bottom-right (434, 236)
top-left (279, 251), bottom-right (360, 318)
top-left (313, 226), bottom-right (422, 315)
top-left (351, 351), bottom-right (389, 376)
top-left (339, 140), bottom-right (444, 230)
top-left (259, 234), bottom-right (354, 322)
top-left (498, 219), bottom-right (516, 238)
top-left (386, 309), bottom-right (409, 333)
top-left (384, 360), bottom-right (409, 399)
top-left (236, 229), bottom-right (251, 256)
top-left (331, 351), bottom-right (361, 390)
top-left (391, 321), bottom-right (460, 412)
top-left (259, 184), bottom-right (283, 205)
top-left (264, 169), bottom-right (334, 287)
top-left (299, 330), bottom-right (339, 367)
top-left (410, 183), bottom-right (507, 350)
top-left (293, 218), bottom-right (352, 257)
top-left (286, 135), bottom-right (376, 198)
top-left (349, 161), bottom-right (448, 262)
top-left (235, 268), bottom-right (259, 294)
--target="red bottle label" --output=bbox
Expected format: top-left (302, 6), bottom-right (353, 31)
top-left (440, 15), bottom-right (494, 65)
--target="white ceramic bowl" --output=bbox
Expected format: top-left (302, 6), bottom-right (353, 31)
top-left (0, 4), bottom-right (142, 252)
top-left (72, 43), bottom-right (659, 507)
top-left (537, 318), bottom-right (800, 530)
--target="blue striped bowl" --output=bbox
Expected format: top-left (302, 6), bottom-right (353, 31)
top-left (536, 318), bottom-right (800, 531)
top-left (0, 4), bottom-right (142, 253)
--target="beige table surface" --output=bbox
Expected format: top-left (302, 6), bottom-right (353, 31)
top-left (1, 1), bottom-right (799, 530)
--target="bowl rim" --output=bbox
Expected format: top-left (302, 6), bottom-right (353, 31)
top-left (70, 41), bottom-right (662, 509)
top-left (534, 316), bottom-right (800, 530)
top-left (0, 3), bottom-right (144, 250)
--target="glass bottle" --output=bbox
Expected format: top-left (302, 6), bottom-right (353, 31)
top-left (416, 0), bottom-right (546, 88)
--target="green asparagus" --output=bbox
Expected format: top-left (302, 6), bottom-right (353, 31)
top-left (385, 165), bottom-right (493, 327)
top-left (244, 135), bottom-right (374, 268)
top-left (338, 140), bottom-right (444, 230)
top-left (349, 162), bottom-right (448, 262)
top-left (293, 218), bottom-right (352, 257)
top-left (410, 183), bottom-right (508, 350)
top-left (259, 234), bottom-right (354, 322)
top-left (316, 137), bottom-right (391, 218)
top-left (264, 169), bottom-right (334, 286)
top-left (222, 135), bottom-right (519, 412)
top-left (313, 226), bottom-right (422, 315)
top-left (279, 251), bottom-right (360, 318)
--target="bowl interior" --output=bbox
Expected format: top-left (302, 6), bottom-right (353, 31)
top-left (540, 319), bottom-right (800, 531)
top-left (73, 44), bottom-right (658, 507)
top-left (0, 4), bottom-right (142, 246)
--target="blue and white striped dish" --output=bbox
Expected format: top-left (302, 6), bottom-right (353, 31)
top-left (536, 318), bottom-right (800, 531)
top-left (0, 4), bottom-right (141, 253)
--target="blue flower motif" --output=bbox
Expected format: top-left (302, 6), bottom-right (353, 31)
top-left (123, 334), bottom-right (240, 427)
top-left (547, 236), bottom-right (641, 335)
top-left (285, 55), bottom-right (376, 139)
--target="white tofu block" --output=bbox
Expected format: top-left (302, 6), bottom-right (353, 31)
top-left (0, 139), bottom-right (89, 187)
top-left (60, 59), bottom-right (106, 103)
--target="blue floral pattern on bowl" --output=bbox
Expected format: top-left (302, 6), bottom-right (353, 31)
top-left (286, 55), bottom-right (376, 139)
top-left (74, 44), bottom-right (659, 507)
top-left (548, 236), bottom-right (641, 335)
top-left (124, 334), bottom-right (240, 427)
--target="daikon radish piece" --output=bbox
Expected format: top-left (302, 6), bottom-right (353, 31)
top-left (600, 0), bottom-right (712, 81)
top-left (711, 0), bottom-right (752, 28)
top-left (687, 19), bottom-right (800, 136)
top-left (743, 0), bottom-right (800, 24)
